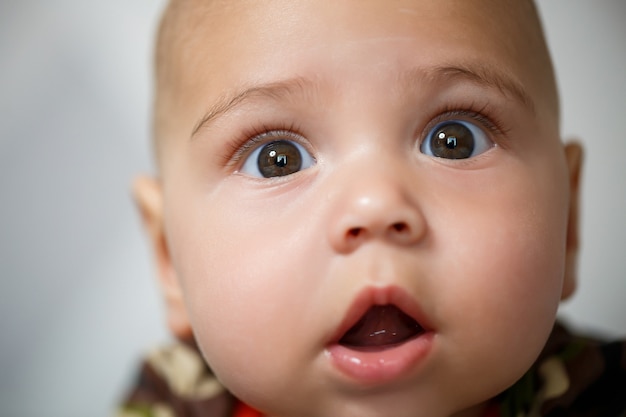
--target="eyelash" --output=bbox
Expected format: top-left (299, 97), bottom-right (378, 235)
top-left (222, 122), bottom-right (306, 167)
top-left (424, 102), bottom-right (510, 143)
top-left (222, 102), bottom-right (509, 167)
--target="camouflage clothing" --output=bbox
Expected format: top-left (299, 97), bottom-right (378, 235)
top-left (117, 322), bottom-right (626, 417)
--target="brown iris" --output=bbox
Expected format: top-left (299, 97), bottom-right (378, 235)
top-left (431, 122), bottom-right (475, 159)
top-left (257, 140), bottom-right (303, 177)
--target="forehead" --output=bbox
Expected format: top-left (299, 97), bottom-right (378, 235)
top-left (158, 0), bottom-right (555, 135)
top-left (172, 1), bottom-right (533, 67)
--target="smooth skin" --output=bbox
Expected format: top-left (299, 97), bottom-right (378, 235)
top-left (135, 1), bottom-right (583, 416)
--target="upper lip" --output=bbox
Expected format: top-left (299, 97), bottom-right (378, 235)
top-left (328, 285), bottom-right (432, 345)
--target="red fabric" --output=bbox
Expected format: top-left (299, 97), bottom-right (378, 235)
top-left (232, 398), bottom-right (502, 417)
top-left (232, 400), bottom-right (263, 417)
top-left (232, 399), bottom-right (499, 417)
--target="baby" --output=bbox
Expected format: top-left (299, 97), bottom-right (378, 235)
top-left (121, 1), bottom-right (625, 416)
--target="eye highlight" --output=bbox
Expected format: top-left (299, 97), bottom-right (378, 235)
top-left (421, 120), bottom-right (494, 160)
top-left (240, 139), bottom-right (315, 178)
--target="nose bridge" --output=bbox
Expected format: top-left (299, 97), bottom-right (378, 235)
top-left (326, 148), bottom-right (427, 253)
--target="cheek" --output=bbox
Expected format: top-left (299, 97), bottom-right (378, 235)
top-left (447, 203), bottom-right (566, 327)
top-left (431, 159), bottom-right (569, 379)
top-left (165, 185), bottom-right (326, 395)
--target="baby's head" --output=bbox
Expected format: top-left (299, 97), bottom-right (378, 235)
top-left (134, 1), bottom-right (583, 416)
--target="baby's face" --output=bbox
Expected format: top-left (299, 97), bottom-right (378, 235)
top-left (146, 1), bottom-right (578, 416)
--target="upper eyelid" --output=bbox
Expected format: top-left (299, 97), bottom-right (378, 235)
top-left (230, 129), bottom-right (311, 167)
top-left (434, 109), bottom-right (499, 132)
top-left (224, 104), bottom-right (507, 168)
top-left (420, 108), bottom-right (509, 145)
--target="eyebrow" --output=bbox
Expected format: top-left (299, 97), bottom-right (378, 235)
top-left (425, 64), bottom-right (534, 112)
top-left (191, 64), bottom-right (533, 138)
top-left (191, 76), bottom-right (317, 138)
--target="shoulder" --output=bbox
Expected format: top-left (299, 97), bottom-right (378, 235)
top-left (499, 321), bottom-right (626, 417)
top-left (116, 342), bottom-right (235, 417)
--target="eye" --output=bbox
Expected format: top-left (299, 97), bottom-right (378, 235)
top-left (240, 140), bottom-right (315, 178)
top-left (420, 120), bottom-right (494, 160)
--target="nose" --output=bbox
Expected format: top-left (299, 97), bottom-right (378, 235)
top-left (327, 164), bottom-right (427, 254)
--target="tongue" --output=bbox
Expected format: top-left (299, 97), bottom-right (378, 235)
top-left (339, 305), bottom-right (424, 351)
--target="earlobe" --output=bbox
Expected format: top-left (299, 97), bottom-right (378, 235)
top-left (561, 142), bottom-right (584, 300)
top-left (132, 176), bottom-right (193, 339)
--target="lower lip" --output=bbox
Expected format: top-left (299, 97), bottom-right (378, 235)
top-left (326, 332), bottom-right (434, 385)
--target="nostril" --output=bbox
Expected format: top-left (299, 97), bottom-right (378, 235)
top-left (348, 227), bottom-right (363, 238)
top-left (391, 222), bottom-right (409, 233)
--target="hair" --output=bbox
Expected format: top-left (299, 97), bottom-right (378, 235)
top-left (152, 0), bottom-right (194, 167)
top-left (151, 0), bottom-right (558, 167)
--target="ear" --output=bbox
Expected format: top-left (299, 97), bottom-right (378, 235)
top-left (561, 142), bottom-right (583, 300)
top-left (132, 176), bottom-right (193, 339)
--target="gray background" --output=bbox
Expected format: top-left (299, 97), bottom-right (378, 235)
top-left (0, 1), bottom-right (624, 416)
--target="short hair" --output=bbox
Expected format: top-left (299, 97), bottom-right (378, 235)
top-left (151, 0), bottom-right (558, 167)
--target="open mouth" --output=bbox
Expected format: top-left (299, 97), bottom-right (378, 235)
top-left (327, 287), bottom-right (434, 384)
top-left (339, 304), bottom-right (425, 351)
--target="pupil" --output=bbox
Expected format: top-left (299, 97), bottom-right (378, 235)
top-left (276, 154), bottom-right (288, 167)
top-left (257, 140), bottom-right (302, 177)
